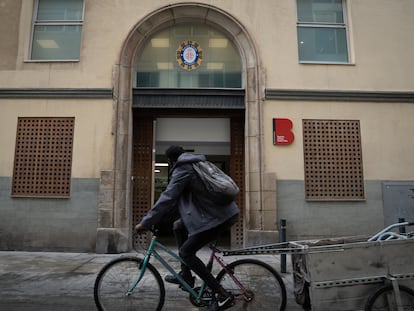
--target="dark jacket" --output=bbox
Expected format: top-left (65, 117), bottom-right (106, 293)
top-left (140, 153), bottom-right (239, 236)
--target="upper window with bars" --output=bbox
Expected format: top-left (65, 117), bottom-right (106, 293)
top-left (30, 0), bottom-right (84, 61)
top-left (296, 0), bottom-right (349, 63)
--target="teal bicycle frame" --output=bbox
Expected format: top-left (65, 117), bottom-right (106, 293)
top-left (127, 235), bottom-right (210, 301)
top-left (94, 231), bottom-right (288, 311)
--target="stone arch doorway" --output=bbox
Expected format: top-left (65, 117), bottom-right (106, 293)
top-left (96, 3), bottom-right (264, 253)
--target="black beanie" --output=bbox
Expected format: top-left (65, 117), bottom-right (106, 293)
top-left (165, 145), bottom-right (185, 162)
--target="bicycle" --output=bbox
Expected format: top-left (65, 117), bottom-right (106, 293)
top-left (365, 221), bottom-right (414, 311)
top-left (94, 229), bottom-right (287, 311)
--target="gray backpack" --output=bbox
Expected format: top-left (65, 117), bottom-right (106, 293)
top-left (192, 161), bottom-right (239, 204)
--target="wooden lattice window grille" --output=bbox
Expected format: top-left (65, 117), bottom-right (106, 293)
top-left (303, 119), bottom-right (365, 201)
top-left (132, 117), bottom-right (154, 248)
top-left (12, 117), bottom-right (75, 198)
top-left (230, 116), bottom-right (245, 248)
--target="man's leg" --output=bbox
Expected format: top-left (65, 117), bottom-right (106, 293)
top-left (172, 219), bottom-right (193, 279)
top-left (165, 219), bottom-right (194, 287)
top-left (179, 215), bottom-right (238, 295)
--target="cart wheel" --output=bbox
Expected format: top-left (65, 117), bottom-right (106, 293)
top-left (364, 284), bottom-right (414, 311)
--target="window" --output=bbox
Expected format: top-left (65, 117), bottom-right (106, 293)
top-left (31, 0), bottom-right (84, 61)
top-left (135, 24), bottom-right (242, 88)
top-left (12, 117), bottom-right (75, 198)
top-left (303, 120), bottom-right (364, 200)
top-left (296, 0), bottom-right (349, 63)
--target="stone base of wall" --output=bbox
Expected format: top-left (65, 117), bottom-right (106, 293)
top-left (96, 228), bottom-right (129, 254)
top-left (0, 177), bottom-right (98, 252)
top-left (276, 180), bottom-right (385, 241)
top-left (244, 230), bottom-right (279, 247)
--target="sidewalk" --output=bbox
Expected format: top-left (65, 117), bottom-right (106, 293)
top-left (0, 249), bottom-right (303, 310)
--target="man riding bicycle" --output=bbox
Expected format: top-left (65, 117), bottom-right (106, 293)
top-left (135, 145), bottom-right (239, 311)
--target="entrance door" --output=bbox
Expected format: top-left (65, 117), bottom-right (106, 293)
top-left (132, 110), bottom-right (244, 248)
top-left (154, 117), bottom-right (232, 244)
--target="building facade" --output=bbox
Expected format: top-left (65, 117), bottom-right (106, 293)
top-left (1, 0), bottom-right (413, 253)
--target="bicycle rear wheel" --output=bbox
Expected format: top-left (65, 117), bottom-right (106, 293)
top-left (365, 284), bottom-right (414, 311)
top-left (216, 258), bottom-right (287, 311)
top-left (94, 257), bottom-right (165, 311)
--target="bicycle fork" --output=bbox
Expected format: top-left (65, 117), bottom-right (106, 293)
top-left (126, 255), bottom-right (151, 296)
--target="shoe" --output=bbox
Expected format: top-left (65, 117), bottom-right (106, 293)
top-left (206, 292), bottom-right (235, 311)
top-left (164, 271), bottom-right (195, 288)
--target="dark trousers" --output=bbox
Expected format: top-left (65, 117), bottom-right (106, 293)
top-left (176, 215), bottom-right (238, 293)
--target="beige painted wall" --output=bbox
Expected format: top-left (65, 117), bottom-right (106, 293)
top-left (1, 0), bottom-right (413, 91)
top-left (263, 100), bottom-right (414, 180)
top-left (0, 99), bottom-right (113, 178)
top-left (1, 1), bottom-right (413, 179)
top-left (257, 0), bottom-right (414, 91)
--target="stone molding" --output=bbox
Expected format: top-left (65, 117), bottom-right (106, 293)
top-left (266, 89), bottom-right (414, 102)
top-left (0, 88), bottom-right (112, 99)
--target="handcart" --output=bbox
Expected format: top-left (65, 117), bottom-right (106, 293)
top-left (224, 222), bottom-right (414, 311)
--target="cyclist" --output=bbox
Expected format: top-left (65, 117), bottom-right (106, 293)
top-left (135, 145), bottom-right (239, 311)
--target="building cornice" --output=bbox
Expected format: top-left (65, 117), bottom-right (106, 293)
top-left (0, 88), bottom-right (113, 99)
top-left (265, 89), bottom-right (414, 103)
top-left (1, 88), bottom-right (413, 103)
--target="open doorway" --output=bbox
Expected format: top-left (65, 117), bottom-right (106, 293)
top-left (154, 118), bottom-right (232, 245)
top-left (132, 109), bottom-right (245, 249)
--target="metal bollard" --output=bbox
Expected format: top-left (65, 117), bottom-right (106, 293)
top-left (280, 219), bottom-right (287, 273)
top-left (399, 218), bottom-right (406, 234)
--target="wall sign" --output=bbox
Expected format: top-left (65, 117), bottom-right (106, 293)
top-left (176, 40), bottom-right (203, 70)
top-left (273, 118), bottom-right (294, 145)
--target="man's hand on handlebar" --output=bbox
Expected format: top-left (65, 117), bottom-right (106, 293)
top-left (135, 223), bottom-right (148, 234)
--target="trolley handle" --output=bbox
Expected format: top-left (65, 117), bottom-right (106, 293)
top-left (368, 222), bottom-right (414, 242)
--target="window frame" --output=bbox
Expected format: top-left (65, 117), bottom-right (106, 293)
top-left (296, 0), bottom-right (350, 64)
top-left (134, 23), bottom-right (243, 89)
top-left (29, 0), bottom-right (85, 62)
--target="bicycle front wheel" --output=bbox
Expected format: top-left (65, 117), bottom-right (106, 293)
top-left (365, 284), bottom-right (414, 311)
top-left (94, 257), bottom-right (165, 311)
top-left (216, 258), bottom-right (287, 311)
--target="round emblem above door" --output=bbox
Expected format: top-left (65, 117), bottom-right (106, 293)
top-left (176, 40), bottom-right (203, 70)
